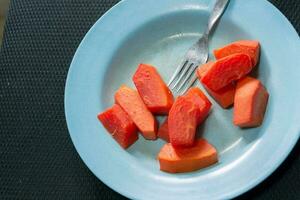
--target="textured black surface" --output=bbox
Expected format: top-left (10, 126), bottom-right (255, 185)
top-left (0, 0), bottom-right (299, 199)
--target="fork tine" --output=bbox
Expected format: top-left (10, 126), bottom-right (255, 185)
top-left (170, 62), bottom-right (194, 90)
top-left (177, 74), bottom-right (198, 95)
top-left (175, 64), bottom-right (197, 93)
top-left (168, 60), bottom-right (188, 87)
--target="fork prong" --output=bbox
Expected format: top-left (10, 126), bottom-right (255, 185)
top-left (175, 64), bottom-right (197, 93)
top-left (177, 74), bottom-right (198, 95)
top-left (171, 62), bottom-right (194, 90)
top-left (168, 60), bottom-right (188, 87)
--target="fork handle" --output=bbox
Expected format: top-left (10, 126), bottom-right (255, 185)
top-left (205, 0), bottom-right (230, 36)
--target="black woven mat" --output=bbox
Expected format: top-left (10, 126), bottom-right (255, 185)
top-left (0, 0), bottom-right (299, 199)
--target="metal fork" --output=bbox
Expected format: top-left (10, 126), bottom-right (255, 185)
top-left (168, 0), bottom-right (230, 95)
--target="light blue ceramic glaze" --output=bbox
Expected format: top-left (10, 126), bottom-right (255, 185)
top-left (65, 0), bottom-right (300, 199)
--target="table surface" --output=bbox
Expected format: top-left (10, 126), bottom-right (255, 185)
top-left (0, 0), bottom-right (299, 199)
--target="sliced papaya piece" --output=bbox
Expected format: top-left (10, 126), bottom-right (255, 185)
top-left (197, 62), bottom-right (236, 108)
top-left (98, 104), bottom-right (138, 149)
top-left (157, 118), bottom-right (169, 142)
top-left (158, 138), bottom-right (218, 173)
top-left (233, 76), bottom-right (269, 127)
top-left (204, 84), bottom-right (236, 108)
top-left (201, 53), bottom-right (252, 91)
top-left (214, 40), bottom-right (260, 66)
top-left (185, 87), bottom-right (212, 124)
top-left (161, 88), bottom-right (211, 144)
top-left (133, 64), bottom-right (174, 115)
top-left (168, 96), bottom-right (200, 147)
top-left (115, 85), bottom-right (157, 140)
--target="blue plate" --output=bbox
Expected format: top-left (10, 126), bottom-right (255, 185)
top-left (65, 0), bottom-right (300, 199)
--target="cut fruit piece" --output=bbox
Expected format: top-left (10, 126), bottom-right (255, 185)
top-left (204, 84), bottom-right (235, 109)
top-left (167, 88), bottom-right (212, 146)
top-left (157, 118), bottom-right (169, 142)
top-left (185, 87), bottom-right (212, 124)
top-left (98, 104), bottom-right (138, 149)
top-left (197, 63), bottom-right (236, 108)
top-left (133, 64), bottom-right (174, 115)
top-left (158, 138), bottom-right (218, 173)
top-left (157, 86), bottom-right (211, 141)
top-left (233, 76), bottom-right (269, 127)
top-left (168, 96), bottom-right (200, 147)
top-left (205, 84), bottom-right (235, 109)
top-left (214, 40), bottom-right (260, 66)
top-left (200, 53), bottom-right (252, 91)
top-left (115, 85), bottom-right (157, 140)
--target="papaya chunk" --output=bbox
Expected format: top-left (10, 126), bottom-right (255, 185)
top-left (115, 85), bottom-right (157, 140)
top-left (98, 104), bottom-right (138, 149)
top-left (204, 84), bottom-right (236, 108)
top-left (200, 53), bottom-right (252, 91)
top-left (162, 87), bottom-right (212, 146)
top-left (233, 77), bottom-right (269, 127)
top-left (197, 62), bottom-right (236, 108)
top-left (133, 64), bottom-right (174, 115)
top-left (214, 40), bottom-right (260, 66)
top-left (185, 87), bottom-right (212, 124)
top-left (158, 139), bottom-right (218, 173)
top-left (168, 96), bottom-right (200, 147)
top-left (157, 118), bottom-right (169, 142)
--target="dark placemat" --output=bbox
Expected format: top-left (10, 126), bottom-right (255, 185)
top-left (0, 0), bottom-right (299, 199)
